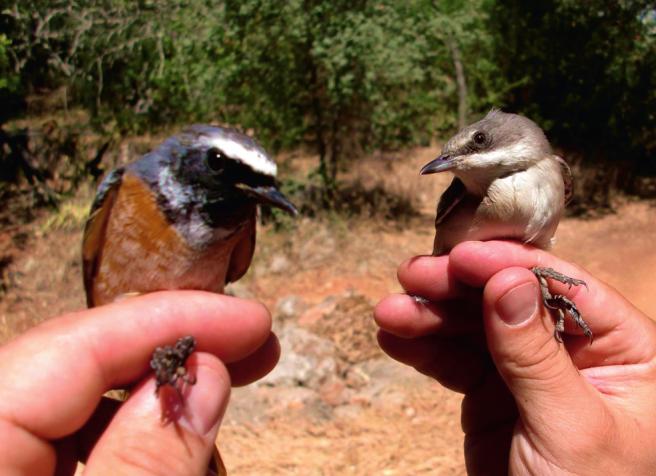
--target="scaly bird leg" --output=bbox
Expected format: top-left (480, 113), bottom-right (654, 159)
top-left (531, 267), bottom-right (592, 343)
top-left (150, 335), bottom-right (197, 397)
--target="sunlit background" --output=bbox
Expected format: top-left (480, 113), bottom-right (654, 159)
top-left (1, 1), bottom-right (655, 474)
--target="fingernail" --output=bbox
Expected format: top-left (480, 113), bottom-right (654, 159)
top-left (496, 282), bottom-right (538, 326)
top-left (162, 360), bottom-right (229, 436)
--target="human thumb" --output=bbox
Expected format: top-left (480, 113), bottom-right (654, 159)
top-left (482, 267), bottom-right (598, 433)
top-left (84, 352), bottom-right (229, 476)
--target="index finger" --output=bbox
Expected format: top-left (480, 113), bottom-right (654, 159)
top-left (397, 254), bottom-right (472, 300)
top-left (0, 291), bottom-right (272, 441)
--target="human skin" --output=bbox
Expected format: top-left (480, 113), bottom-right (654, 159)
top-left (374, 241), bottom-right (656, 475)
top-left (0, 291), bottom-right (279, 476)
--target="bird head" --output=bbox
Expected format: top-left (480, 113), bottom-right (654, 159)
top-left (149, 125), bottom-right (297, 217)
top-left (420, 110), bottom-right (552, 190)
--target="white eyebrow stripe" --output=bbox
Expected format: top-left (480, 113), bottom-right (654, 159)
top-left (464, 139), bottom-right (537, 169)
top-left (201, 135), bottom-right (277, 177)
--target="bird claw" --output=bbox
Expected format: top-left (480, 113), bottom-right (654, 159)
top-left (531, 267), bottom-right (587, 289)
top-left (150, 335), bottom-right (197, 396)
top-left (553, 309), bottom-right (565, 342)
top-left (531, 267), bottom-right (593, 343)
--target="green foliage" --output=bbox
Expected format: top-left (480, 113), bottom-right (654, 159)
top-left (1, 0), bottom-right (654, 205)
top-left (0, 0), bottom-right (226, 130)
top-left (0, 33), bottom-right (22, 123)
top-left (0, 34), bottom-right (13, 90)
top-left (1, 0), bottom-right (502, 190)
top-left (490, 1), bottom-right (656, 182)
top-left (217, 0), bottom-right (501, 192)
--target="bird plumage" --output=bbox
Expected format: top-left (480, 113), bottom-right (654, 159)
top-left (421, 110), bottom-right (572, 255)
top-left (421, 110), bottom-right (592, 341)
top-left (81, 125), bottom-right (294, 476)
top-left (83, 125), bottom-right (295, 307)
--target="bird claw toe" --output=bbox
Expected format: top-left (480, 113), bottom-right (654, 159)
top-left (532, 267), bottom-right (593, 343)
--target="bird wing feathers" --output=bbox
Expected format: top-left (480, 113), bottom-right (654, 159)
top-left (82, 167), bottom-right (125, 307)
top-left (226, 212), bottom-right (257, 284)
top-left (554, 155), bottom-right (573, 205)
top-left (435, 177), bottom-right (467, 226)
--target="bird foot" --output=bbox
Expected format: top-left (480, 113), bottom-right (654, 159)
top-left (150, 335), bottom-right (197, 396)
top-left (531, 267), bottom-right (592, 343)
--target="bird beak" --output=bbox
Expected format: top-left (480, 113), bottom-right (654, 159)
top-left (420, 154), bottom-right (456, 175)
top-left (240, 184), bottom-right (298, 216)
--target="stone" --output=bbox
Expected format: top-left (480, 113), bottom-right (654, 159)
top-left (274, 295), bottom-right (307, 321)
top-left (258, 323), bottom-right (337, 389)
top-left (318, 378), bottom-right (349, 407)
top-left (269, 253), bottom-right (291, 274)
top-left (298, 295), bottom-right (339, 327)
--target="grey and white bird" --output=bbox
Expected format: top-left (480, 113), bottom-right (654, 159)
top-left (420, 110), bottom-right (591, 341)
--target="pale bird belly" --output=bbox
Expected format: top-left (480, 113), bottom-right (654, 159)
top-left (433, 196), bottom-right (546, 255)
top-left (434, 161), bottom-right (564, 255)
top-left (92, 175), bottom-right (237, 306)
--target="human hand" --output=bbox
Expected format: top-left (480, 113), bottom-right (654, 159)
top-left (0, 291), bottom-right (279, 475)
top-left (375, 241), bottom-right (656, 475)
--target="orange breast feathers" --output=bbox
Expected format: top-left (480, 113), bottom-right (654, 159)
top-left (86, 173), bottom-right (255, 306)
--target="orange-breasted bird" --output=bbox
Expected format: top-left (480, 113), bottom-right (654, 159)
top-left (83, 124), bottom-right (296, 307)
top-left (82, 124), bottom-right (297, 475)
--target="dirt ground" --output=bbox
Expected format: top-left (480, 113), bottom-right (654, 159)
top-left (0, 144), bottom-right (655, 474)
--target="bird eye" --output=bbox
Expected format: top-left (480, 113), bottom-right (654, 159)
top-left (473, 132), bottom-right (487, 145)
top-left (206, 148), bottom-right (226, 173)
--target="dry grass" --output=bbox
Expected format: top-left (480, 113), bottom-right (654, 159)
top-left (39, 188), bottom-right (94, 233)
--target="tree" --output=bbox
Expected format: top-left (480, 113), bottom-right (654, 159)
top-left (0, 0), bottom-right (511, 199)
top-left (218, 0), bottom-right (502, 196)
top-left (489, 0), bottom-right (656, 204)
top-left (0, 0), bottom-right (223, 130)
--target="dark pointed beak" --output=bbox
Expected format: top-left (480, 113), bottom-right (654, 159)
top-left (420, 154), bottom-right (456, 175)
top-left (244, 185), bottom-right (298, 216)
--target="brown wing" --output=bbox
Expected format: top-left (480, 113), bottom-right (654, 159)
top-left (554, 155), bottom-right (574, 205)
top-left (225, 213), bottom-right (257, 284)
top-left (435, 177), bottom-right (466, 226)
top-left (82, 168), bottom-right (124, 307)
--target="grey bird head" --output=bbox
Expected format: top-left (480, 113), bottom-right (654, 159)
top-left (134, 124), bottom-right (298, 220)
top-left (420, 110), bottom-right (552, 179)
